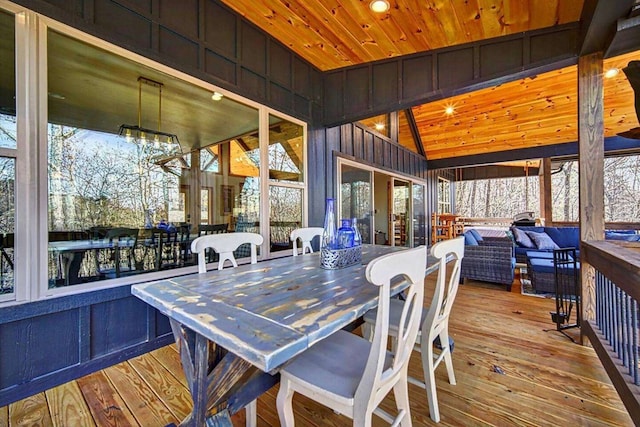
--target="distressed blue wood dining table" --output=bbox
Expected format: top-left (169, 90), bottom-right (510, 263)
top-left (131, 244), bottom-right (440, 426)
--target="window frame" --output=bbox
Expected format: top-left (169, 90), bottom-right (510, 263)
top-left (1, 5), bottom-right (307, 306)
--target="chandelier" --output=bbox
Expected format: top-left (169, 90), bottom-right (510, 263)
top-left (118, 76), bottom-right (181, 148)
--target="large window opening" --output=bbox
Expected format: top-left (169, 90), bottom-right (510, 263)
top-left (41, 28), bottom-right (304, 291)
top-left (552, 155), bottom-right (640, 223)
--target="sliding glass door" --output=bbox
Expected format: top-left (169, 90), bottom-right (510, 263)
top-left (340, 164), bottom-right (372, 244)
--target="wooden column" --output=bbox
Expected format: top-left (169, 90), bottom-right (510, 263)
top-left (578, 52), bottom-right (605, 345)
top-left (540, 158), bottom-right (552, 226)
top-left (189, 150), bottom-right (202, 230)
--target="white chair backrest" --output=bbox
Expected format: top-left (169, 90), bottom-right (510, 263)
top-left (425, 236), bottom-right (464, 344)
top-left (290, 227), bottom-right (324, 256)
top-left (190, 232), bottom-right (263, 273)
top-left (357, 245), bottom-right (427, 407)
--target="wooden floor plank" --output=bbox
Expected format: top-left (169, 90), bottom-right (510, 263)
top-left (45, 381), bottom-right (96, 427)
top-left (128, 353), bottom-right (193, 421)
top-left (104, 362), bottom-right (178, 427)
top-left (76, 370), bottom-right (139, 426)
top-left (8, 393), bottom-right (53, 426)
top-left (0, 279), bottom-right (634, 426)
top-left (0, 405), bottom-right (7, 427)
top-left (148, 344), bottom-right (189, 389)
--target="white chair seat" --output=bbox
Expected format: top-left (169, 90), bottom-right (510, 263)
top-left (281, 330), bottom-right (393, 401)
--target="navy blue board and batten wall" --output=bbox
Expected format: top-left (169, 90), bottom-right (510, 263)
top-left (2, 0), bottom-right (580, 406)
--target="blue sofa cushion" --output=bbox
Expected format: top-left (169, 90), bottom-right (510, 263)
top-left (464, 231), bottom-right (479, 246)
top-left (545, 227), bottom-right (579, 248)
top-left (512, 227), bottom-right (535, 248)
top-left (526, 231), bottom-right (559, 250)
top-left (469, 229), bottom-right (483, 242)
top-left (605, 231), bottom-right (640, 241)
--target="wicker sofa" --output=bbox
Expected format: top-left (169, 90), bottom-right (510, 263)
top-left (460, 229), bottom-right (515, 291)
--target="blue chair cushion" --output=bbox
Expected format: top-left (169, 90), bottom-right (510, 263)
top-left (464, 231), bottom-right (479, 246)
top-left (528, 258), bottom-right (555, 274)
top-left (468, 229), bottom-right (483, 242)
top-left (529, 257), bottom-right (580, 274)
top-left (526, 231), bottom-right (560, 250)
top-left (526, 251), bottom-right (554, 259)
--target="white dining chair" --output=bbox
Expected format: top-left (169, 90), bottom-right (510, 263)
top-left (190, 232), bottom-right (263, 273)
top-left (276, 245), bottom-right (427, 426)
top-left (190, 231), bottom-right (264, 427)
top-left (290, 227), bottom-right (324, 256)
top-left (362, 236), bottom-right (464, 423)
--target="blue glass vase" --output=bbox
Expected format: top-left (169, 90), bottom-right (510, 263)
top-left (322, 198), bottom-right (338, 250)
top-left (338, 219), bottom-right (354, 248)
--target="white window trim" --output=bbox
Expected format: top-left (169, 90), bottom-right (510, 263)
top-left (0, 3), bottom-right (308, 305)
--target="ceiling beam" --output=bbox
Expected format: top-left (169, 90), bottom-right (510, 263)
top-left (322, 24), bottom-right (579, 127)
top-left (579, 0), bottom-right (636, 56)
top-left (427, 136), bottom-right (640, 170)
top-left (404, 109), bottom-right (425, 158)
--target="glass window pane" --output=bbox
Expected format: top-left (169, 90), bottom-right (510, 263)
top-left (269, 186), bottom-right (302, 253)
top-left (268, 115), bottom-right (303, 183)
top-left (201, 188), bottom-right (209, 223)
top-left (340, 165), bottom-right (372, 244)
top-left (412, 184), bottom-right (426, 246)
top-left (0, 10), bottom-right (16, 149)
top-left (46, 29), bottom-right (262, 286)
top-left (0, 157), bottom-right (14, 295)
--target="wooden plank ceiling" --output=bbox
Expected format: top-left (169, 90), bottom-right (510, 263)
top-left (412, 50), bottom-right (640, 160)
top-left (220, 0), bottom-right (584, 71)
top-left (221, 1), bottom-right (640, 163)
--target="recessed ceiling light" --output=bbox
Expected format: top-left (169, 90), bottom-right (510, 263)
top-left (211, 91), bottom-right (224, 101)
top-left (444, 105), bottom-right (455, 116)
top-left (48, 92), bottom-right (66, 100)
top-left (374, 122), bottom-right (385, 131)
top-left (604, 68), bottom-right (620, 78)
top-left (370, 0), bottom-right (390, 13)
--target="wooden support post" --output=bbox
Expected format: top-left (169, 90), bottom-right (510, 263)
top-left (578, 52), bottom-right (605, 345)
top-left (189, 150), bottom-right (201, 229)
top-left (540, 158), bottom-right (552, 226)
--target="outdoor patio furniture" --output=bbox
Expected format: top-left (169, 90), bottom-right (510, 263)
top-left (277, 246), bottom-right (427, 426)
top-left (460, 231), bottom-right (515, 290)
top-left (362, 237), bottom-right (464, 423)
top-left (290, 227), bottom-right (323, 256)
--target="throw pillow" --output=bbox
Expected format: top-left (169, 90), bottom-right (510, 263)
top-left (469, 229), bottom-right (484, 242)
top-left (464, 231), bottom-right (479, 246)
top-left (526, 231), bottom-right (559, 250)
top-left (512, 227), bottom-right (535, 248)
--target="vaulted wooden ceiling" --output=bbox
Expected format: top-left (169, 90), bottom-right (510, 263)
top-left (409, 50), bottom-right (640, 160)
top-left (220, 0), bottom-right (584, 71)
top-left (221, 0), bottom-right (640, 164)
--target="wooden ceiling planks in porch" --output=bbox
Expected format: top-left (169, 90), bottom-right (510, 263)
top-left (219, 0), bottom-right (584, 71)
top-left (413, 50), bottom-right (640, 160)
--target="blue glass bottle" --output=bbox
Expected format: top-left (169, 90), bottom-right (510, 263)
top-left (338, 219), bottom-right (354, 248)
top-left (322, 198), bottom-right (338, 250)
top-left (351, 217), bottom-right (362, 246)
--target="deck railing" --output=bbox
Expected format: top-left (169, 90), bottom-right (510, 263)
top-left (581, 240), bottom-right (640, 422)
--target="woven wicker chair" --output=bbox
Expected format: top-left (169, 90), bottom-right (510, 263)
top-left (460, 237), bottom-right (515, 291)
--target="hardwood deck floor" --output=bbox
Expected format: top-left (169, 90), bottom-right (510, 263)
top-left (0, 277), bottom-right (634, 426)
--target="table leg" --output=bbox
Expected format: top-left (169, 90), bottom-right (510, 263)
top-left (169, 319), bottom-right (277, 427)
